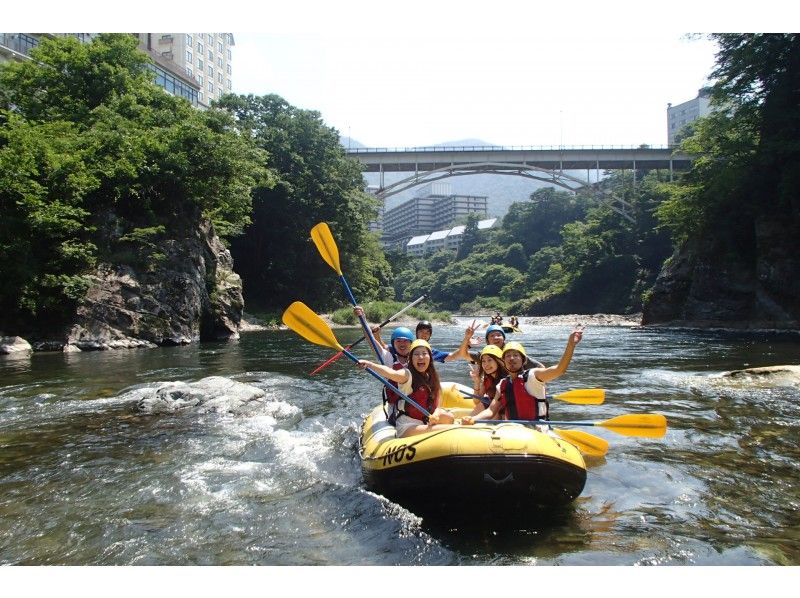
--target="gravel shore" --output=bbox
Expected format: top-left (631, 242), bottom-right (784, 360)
top-left (243, 312), bottom-right (643, 331)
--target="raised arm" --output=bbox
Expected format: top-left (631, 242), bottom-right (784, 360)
top-left (446, 319), bottom-right (482, 362)
top-left (356, 359), bottom-right (409, 383)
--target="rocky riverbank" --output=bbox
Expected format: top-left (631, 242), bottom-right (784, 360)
top-left (244, 312), bottom-right (644, 333)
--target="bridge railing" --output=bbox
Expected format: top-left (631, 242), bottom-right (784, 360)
top-left (345, 144), bottom-right (680, 153)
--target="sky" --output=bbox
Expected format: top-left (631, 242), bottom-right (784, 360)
top-left (8, 1), bottom-right (792, 150)
top-left (232, 31), bottom-right (717, 148)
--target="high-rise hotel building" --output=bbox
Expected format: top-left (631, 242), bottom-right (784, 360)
top-left (139, 33), bottom-right (234, 107)
top-left (1, 33), bottom-right (233, 109)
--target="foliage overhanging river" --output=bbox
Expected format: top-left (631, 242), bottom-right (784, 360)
top-left (1, 319), bottom-right (799, 566)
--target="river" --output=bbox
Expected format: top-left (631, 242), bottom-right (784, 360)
top-left (1, 318), bottom-right (799, 566)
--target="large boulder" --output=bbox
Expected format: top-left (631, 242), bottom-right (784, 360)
top-left (721, 365), bottom-right (800, 384)
top-left (133, 376), bottom-right (303, 422)
top-left (0, 336), bottom-right (32, 357)
top-left (65, 219), bottom-right (242, 350)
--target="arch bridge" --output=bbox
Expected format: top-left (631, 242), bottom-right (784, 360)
top-left (346, 145), bottom-right (692, 222)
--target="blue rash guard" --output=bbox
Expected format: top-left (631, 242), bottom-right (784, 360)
top-left (430, 347), bottom-right (450, 363)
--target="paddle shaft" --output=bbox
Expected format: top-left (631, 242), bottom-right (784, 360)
top-left (309, 295), bottom-right (426, 375)
top-left (335, 275), bottom-right (385, 364)
top-left (458, 388), bottom-right (603, 406)
top-left (481, 419), bottom-right (604, 427)
top-left (339, 349), bottom-right (432, 418)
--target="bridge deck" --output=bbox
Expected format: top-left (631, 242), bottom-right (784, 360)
top-left (346, 146), bottom-right (692, 172)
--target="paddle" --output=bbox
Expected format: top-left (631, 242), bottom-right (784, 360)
top-left (480, 414), bottom-right (668, 439)
top-left (282, 301), bottom-right (432, 418)
top-left (457, 387), bottom-right (605, 406)
top-left (311, 221), bottom-right (384, 363)
top-left (553, 429), bottom-right (609, 457)
top-left (309, 294), bottom-right (426, 375)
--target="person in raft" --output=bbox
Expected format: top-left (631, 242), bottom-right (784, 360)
top-left (415, 319), bottom-right (480, 363)
top-left (467, 344), bottom-right (508, 417)
top-left (354, 306), bottom-right (413, 367)
top-left (363, 310), bottom-right (480, 366)
top-left (465, 324), bottom-right (543, 369)
top-left (460, 327), bottom-right (583, 424)
top-left (357, 339), bottom-right (455, 437)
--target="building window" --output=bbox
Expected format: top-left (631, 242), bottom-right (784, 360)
top-left (208, 65), bottom-right (213, 76)
top-left (198, 74), bottom-right (204, 86)
top-left (227, 49), bottom-right (231, 61)
top-left (197, 42), bottom-right (203, 54)
top-left (207, 34), bottom-right (213, 44)
top-left (199, 91), bottom-right (204, 102)
top-left (218, 41), bottom-right (223, 53)
top-left (227, 64), bottom-right (232, 75)
top-left (186, 34), bottom-right (193, 46)
top-left (186, 66), bottom-right (193, 78)
top-left (218, 73), bottom-right (223, 84)
top-left (208, 49), bottom-right (213, 61)
top-left (186, 50), bottom-right (193, 63)
top-left (217, 56), bottom-right (223, 68)
top-left (208, 82), bottom-right (214, 93)
top-left (198, 58), bottom-right (204, 70)
top-left (147, 64), bottom-right (198, 106)
top-left (227, 80), bottom-right (232, 90)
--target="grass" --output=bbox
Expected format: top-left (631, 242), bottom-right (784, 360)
top-left (331, 301), bottom-right (452, 326)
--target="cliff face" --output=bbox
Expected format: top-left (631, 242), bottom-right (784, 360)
top-left (64, 219), bottom-right (243, 351)
top-left (642, 212), bottom-right (800, 328)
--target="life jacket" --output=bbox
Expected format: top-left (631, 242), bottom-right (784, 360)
top-left (498, 370), bottom-right (548, 421)
top-left (397, 384), bottom-right (437, 424)
top-left (480, 374), bottom-right (499, 403)
top-left (382, 360), bottom-right (406, 407)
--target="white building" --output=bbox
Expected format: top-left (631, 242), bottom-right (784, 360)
top-left (667, 88), bottom-right (712, 146)
top-left (405, 218), bottom-right (497, 256)
top-left (382, 182), bottom-right (488, 249)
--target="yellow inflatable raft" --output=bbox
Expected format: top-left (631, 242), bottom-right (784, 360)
top-left (359, 382), bottom-right (587, 516)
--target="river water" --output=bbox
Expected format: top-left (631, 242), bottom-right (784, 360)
top-left (1, 319), bottom-right (799, 566)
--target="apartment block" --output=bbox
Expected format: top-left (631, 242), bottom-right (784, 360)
top-left (143, 32), bottom-right (234, 107)
top-left (0, 33), bottom-right (96, 64)
top-left (0, 33), bottom-right (231, 109)
top-left (667, 88), bottom-right (712, 146)
top-left (381, 182), bottom-right (488, 250)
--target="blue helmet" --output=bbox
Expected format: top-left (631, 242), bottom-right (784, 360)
top-left (485, 324), bottom-right (506, 341)
top-left (390, 327), bottom-right (415, 344)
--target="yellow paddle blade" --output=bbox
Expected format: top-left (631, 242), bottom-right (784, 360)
top-left (310, 222), bottom-right (342, 275)
top-left (555, 429), bottom-right (609, 458)
top-left (552, 388), bottom-right (605, 405)
top-left (600, 414), bottom-right (667, 438)
top-left (282, 301), bottom-right (343, 351)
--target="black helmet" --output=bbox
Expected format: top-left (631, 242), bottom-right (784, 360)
top-left (415, 320), bottom-right (433, 333)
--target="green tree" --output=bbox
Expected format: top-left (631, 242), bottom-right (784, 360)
top-left (657, 34), bottom-right (800, 243)
top-left (456, 213), bottom-right (481, 259)
top-left (0, 34), bottom-right (267, 331)
top-left (503, 188), bottom-right (591, 257)
top-left (215, 93), bottom-right (392, 310)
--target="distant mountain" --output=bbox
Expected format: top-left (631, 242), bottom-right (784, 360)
top-left (339, 136), bottom-right (367, 149)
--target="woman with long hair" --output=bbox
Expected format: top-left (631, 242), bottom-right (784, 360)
top-left (467, 344), bottom-right (508, 417)
top-left (357, 339), bottom-right (455, 437)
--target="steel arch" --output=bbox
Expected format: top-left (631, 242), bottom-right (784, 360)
top-left (373, 161), bottom-right (634, 222)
